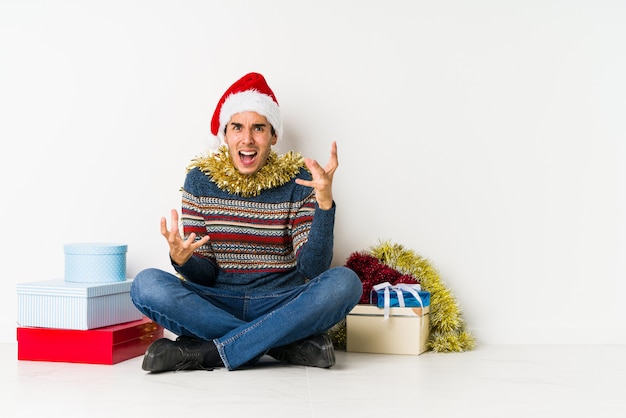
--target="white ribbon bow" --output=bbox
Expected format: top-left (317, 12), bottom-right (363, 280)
top-left (372, 282), bottom-right (424, 319)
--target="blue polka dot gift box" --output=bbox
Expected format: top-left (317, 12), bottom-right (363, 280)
top-left (64, 243), bottom-right (128, 283)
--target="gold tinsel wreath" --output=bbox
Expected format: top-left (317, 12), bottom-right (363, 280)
top-left (329, 240), bottom-right (476, 353)
top-left (188, 146), bottom-right (306, 197)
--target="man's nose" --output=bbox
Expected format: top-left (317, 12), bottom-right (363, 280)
top-left (241, 129), bottom-right (254, 143)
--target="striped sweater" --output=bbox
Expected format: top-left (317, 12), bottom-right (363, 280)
top-left (173, 166), bottom-right (336, 292)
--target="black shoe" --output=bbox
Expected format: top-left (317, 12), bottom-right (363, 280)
top-left (142, 336), bottom-right (213, 373)
top-left (269, 334), bottom-right (336, 368)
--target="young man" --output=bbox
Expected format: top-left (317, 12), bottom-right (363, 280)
top-left (130, 72), bottom-right (362, 372)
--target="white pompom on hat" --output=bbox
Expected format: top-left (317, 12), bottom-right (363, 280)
top-left (210, 72), bottom-right (282, 143)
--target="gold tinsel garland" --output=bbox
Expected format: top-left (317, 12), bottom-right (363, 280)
top-left (329, 240), bottom-right (476, 353)
top-left (188, 146), bottom-right (306, 197)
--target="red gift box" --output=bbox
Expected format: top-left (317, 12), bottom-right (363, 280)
top-left (17, 317), bottom-right (163, 365)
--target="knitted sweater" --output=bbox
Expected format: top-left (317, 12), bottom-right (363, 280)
top-left (173, 166), bottom-right (335, 292)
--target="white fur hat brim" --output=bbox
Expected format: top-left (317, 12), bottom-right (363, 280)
top-left (217, 90), bottom-right (282, 143)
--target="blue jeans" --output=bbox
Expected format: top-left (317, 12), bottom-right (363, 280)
top-left (130, 266), bottom-right (362, 370)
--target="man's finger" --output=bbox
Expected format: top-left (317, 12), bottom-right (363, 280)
top-left (305, 158), bottom-right (326, 178)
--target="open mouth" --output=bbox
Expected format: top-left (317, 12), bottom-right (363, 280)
top-left (239, 150), bottom-right (257, 166)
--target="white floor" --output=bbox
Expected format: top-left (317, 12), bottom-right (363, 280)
top-left (3, 340), bottom-right (626, 418)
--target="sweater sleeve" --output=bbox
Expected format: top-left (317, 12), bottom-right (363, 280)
top-left (172, 254), bottom-right (218, 287)
top-left (295, 202), bottom-right (336, 279)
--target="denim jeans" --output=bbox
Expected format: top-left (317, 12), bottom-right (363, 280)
top-left (130, 266), bottom-right (362, 370)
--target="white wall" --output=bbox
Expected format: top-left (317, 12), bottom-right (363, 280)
top-left (1, 0), bottom-right (624, 344)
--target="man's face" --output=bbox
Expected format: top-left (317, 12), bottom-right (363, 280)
top-left (223, 111), bottom-right (277, 175)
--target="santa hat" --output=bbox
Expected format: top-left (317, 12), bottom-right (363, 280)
top-left (210, 72), bottom-right (282, 143)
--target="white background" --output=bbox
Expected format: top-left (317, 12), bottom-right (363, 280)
top-left (1, 0), bottom-right (624, 344)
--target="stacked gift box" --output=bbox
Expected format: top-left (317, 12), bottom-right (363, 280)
top-left (346, 282), bottom-right (431, 355)
top-left (16, 243), bottom-right (163, 365)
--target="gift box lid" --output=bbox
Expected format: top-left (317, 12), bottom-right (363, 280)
top-left (17, 278), bottom-right (133, 298)
top-left (349, 304), bottom-right (429, 317)
top-left (17, 317), bottom-right (161, 345)
top-left (64, 242), bottom-right (127, 255)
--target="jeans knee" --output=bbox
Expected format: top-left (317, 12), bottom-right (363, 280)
top-left (328, 266), bottom-right (363, 305)
top-left (346, 267), bottom-right (364, 302)
top-left (130, 268), bottom-right (161, 304)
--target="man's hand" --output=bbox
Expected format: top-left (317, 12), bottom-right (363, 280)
top-left (295, 141), bottom-right (338, 210)
top-left (161, 209), bottom-right (210, 266)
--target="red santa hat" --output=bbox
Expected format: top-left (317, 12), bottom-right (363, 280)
top-left (210, 72), bottom-right (282, 143)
